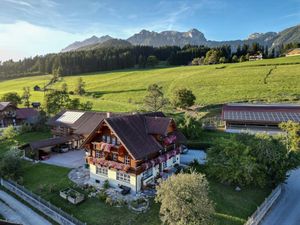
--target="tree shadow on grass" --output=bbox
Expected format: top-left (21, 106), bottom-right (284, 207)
top-left (85, 88), bottom-right (146, 98)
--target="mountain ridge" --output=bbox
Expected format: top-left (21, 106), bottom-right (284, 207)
top-left (61, 24), bottom-right (300, 52)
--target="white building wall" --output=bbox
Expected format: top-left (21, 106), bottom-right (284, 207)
top-left (89, 164), bottom-right (138, 192)
top-left (89, 153), bottom-right (180, 193)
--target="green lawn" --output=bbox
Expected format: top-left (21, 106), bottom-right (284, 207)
top-left (21, 161), bottom-right (161, 225)
top-left (0, 131), bottom-right (51, 157)
top-left (0, 56), bottom-right (300, 112)
top-left (18, 161), bottom-right (270, 225)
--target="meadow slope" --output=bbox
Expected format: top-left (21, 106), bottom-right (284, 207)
top-left (0, 56), bottom-right (299, 112)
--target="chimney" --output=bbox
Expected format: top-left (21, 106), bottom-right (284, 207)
top-left (106, 112), bottom-right (111, 118)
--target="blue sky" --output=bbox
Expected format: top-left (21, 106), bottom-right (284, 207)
top-left (0, 0), bottom-right (299, 61)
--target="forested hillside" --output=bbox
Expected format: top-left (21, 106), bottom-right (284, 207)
top-left (1, 41), bottom-right (295, 81)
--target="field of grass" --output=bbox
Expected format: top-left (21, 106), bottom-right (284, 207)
top-left (18, 161), bottom-right (270, 225)
top-left (0, 56), bottom-right (299, 112)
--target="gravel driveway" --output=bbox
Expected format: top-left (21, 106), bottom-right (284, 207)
top-left (261, 168), bottom-right (300, 225)
top-left (42, 149), bottom-right (85, 168)
top-left (0, 190), bottom-right (52, 225)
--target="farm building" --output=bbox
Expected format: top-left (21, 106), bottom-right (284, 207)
top-left (249, 53), bottom-right (263, 61)
top-left (23, 110), bottom-right (123, 160)
top-left (0, 102), bottom-right (39, 128)
top-left (222, 103), bottom-right (300, 133)
top-left (286, 48), bottom-right (300, 57)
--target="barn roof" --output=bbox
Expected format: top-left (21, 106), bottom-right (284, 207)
top-left (222, 103), bottom-right (300, 123)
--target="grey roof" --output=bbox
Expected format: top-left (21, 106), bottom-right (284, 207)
top-left (48, 110), bottom-right (124, 136)
top-left (28, 136), bottom-right (81, 150)
top-left (223, 103), bottom-right (300, 123)
top-left (0, 102), bottom-right (14, 111)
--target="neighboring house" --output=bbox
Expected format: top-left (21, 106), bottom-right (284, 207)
top-left (83, 112), bottom-right (186, 193)
top-left (286, 48), bottom-right (300, 57)
top-left (249, 53), bottom-right (263, 61)
top-left (24, 110), bottom-right (122, 159)
top-left (16, 108), bottom-right (39, 125)
top-left (0, 102), bottom-right (39, 128)
top-left (222, 103), bottom-right (300, 133)
top-left (0, 102), bottom-right (17, 128)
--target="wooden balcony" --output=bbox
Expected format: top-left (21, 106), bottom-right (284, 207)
top-left (86, 156), bottom-right (131, 172)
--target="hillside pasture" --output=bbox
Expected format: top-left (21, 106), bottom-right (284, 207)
top-left (0, 56), bottom-right (299, 112)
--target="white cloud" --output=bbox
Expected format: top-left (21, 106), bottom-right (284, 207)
top-left (0, 21), bottom-right (93, 61)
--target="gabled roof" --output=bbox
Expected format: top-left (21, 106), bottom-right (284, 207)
top-left (0, 102), bottom-right (15, 111)
top-left (222, 103), bottom-right (300, 123)
top-left (145, 116), bottom-right (172, 135)
top-left (102, 112), bottom-right (186, 160)
top-left (48, 110), bottom-right (124, 136)
top-left (16, 108), bottom-right (39, 119)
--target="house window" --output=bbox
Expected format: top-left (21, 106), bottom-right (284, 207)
top-left (173, 156), bottom-right (176, 164)
top-left (95, 151), bottom-right (104, 158)
top-left (125, 155), bottom-right (130, 165)
top-left (96, 166), bottom-right (108, 176)
top-left (112, 137), bottom-right (116, 145)
top-left (143, 168), bottom-right (153, 179)
top-left (102, 135), bottom-right (106, 142)
top-left (116, 171), bottom-right (130, 183)
top-left (95, 151), bottom-right (100, 158)
top-left (163, 162), bottom-right (167, 169)
top-left (112, 153), bottom-right (118, 161)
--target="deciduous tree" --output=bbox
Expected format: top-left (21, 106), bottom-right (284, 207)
top-left (143, 83), bottom-right (169, 112)
top-left (155, 172), bottom-right (215, 225)
top-left (75, 77), bottom-right (86, 96)
top-left (280, 121), bottom-right (300, 152)
top-left (1, 92), bottom-right (22, 106)
top-left (172, 88), bottom-right (196, 109)
top-left (22, 86), bottom-right (31, 108)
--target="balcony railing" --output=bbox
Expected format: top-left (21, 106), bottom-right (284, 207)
top-left (87, 156), bottom-right (130, 172)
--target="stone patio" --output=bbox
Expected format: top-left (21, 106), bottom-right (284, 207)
top-left (68, 166), bottom-right (90, 186)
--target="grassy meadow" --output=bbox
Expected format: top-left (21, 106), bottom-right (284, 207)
top-left (0, 56), bottom-right (299, 112)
